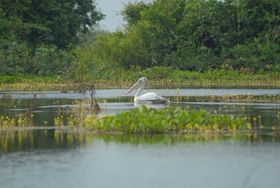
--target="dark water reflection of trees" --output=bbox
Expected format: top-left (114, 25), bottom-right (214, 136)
top-left (1, 131), bottom-right (279, 153)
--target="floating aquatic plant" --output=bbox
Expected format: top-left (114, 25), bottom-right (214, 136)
top-left (84, 106), bottom-right (251, 134)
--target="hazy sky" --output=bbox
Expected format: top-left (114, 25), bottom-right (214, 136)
top-left (95, 0), bottom-right (153, 31)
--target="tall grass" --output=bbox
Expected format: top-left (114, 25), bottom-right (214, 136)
top-left (1, 67), bottom-right (280, 90)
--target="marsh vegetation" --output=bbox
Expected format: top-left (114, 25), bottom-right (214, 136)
top-left (1, 87), bottom-right (280, 138)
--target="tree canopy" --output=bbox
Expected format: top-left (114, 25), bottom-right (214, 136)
top-left (0, 0), bottom-right (104, 76)
top-left (92, 0), bottom-right (280, 72)
top-left (1, 0), bottom-right (280, 77)
top-left (0, 0), bottom-right (104, 48)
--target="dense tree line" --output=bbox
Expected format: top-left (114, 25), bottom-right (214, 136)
top-left (93, 0), bottom-right (280, 73)
top-left (0, 0), bottom-right (104, 76)
top-left (1, 0), bottom-right (280, 77)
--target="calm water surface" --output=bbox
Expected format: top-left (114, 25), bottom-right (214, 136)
top-left (1, 88), bottom-right (280, 188)
top-left (0, 134), bottom-right (280, 188)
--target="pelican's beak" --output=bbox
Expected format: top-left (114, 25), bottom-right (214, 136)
top-left (125, 80), bottom-right (141, 94)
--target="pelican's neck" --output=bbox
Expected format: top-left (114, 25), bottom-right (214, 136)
top-left (135, 81), bottom-right (145, 98)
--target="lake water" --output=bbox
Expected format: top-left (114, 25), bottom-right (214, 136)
top-left (1, 88), bottom-right (280, 188)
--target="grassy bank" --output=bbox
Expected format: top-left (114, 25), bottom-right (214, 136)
top-left (1, 68), bottom-right (280, 91)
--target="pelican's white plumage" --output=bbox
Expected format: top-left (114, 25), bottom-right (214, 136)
top-left (125, 77), bottom-right (169, 104)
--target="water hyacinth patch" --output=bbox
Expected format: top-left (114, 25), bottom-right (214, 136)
top-left (85, 106), bottom-right (250, 134)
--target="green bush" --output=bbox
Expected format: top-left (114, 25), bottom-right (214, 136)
top-left (0, 75), bottom-right (23, 84)
top-left (90, 0), bottom-right (280, 73)
top-left (0, 41), bottom-right (73, 76)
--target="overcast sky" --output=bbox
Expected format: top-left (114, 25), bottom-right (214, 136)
top-left (95, 0), bottom-right (153, 31)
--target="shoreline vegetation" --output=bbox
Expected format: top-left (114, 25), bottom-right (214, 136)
top-left (2, 0), bottom-right (280, 80)
top-left (1, 68), bottom-right (280, 91)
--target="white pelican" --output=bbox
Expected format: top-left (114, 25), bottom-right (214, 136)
top-left (125, 77), bottom-right (170, 104)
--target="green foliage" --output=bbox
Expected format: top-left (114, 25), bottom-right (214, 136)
top-left (141, 66), bottom-right (172, 79)
top-left (121, 1), bottom-right (150, 27)
top-left (0, 0), bottom-right (105, 48)
top-left (0, 41), bottom-right (73, 76)
top-left (2, 0), bottom-right (280, 76)
top-left (78, 27), bottom-right (108, 47)
top-left (86, 106), bottom-right (249, 134)
top-left (222, 36), bottom-right (280, 71)
top-left (0, 0), bottom-right (104, 76)
top-left (236, 0), bottom-right (280, 42)
top-left (0, 75), bottom-right (23, 84)
top-left (91, 0), bottom-right (280, 73)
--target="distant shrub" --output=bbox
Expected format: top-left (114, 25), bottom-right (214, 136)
top-left (0, 41), bottom-right (73, 76)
